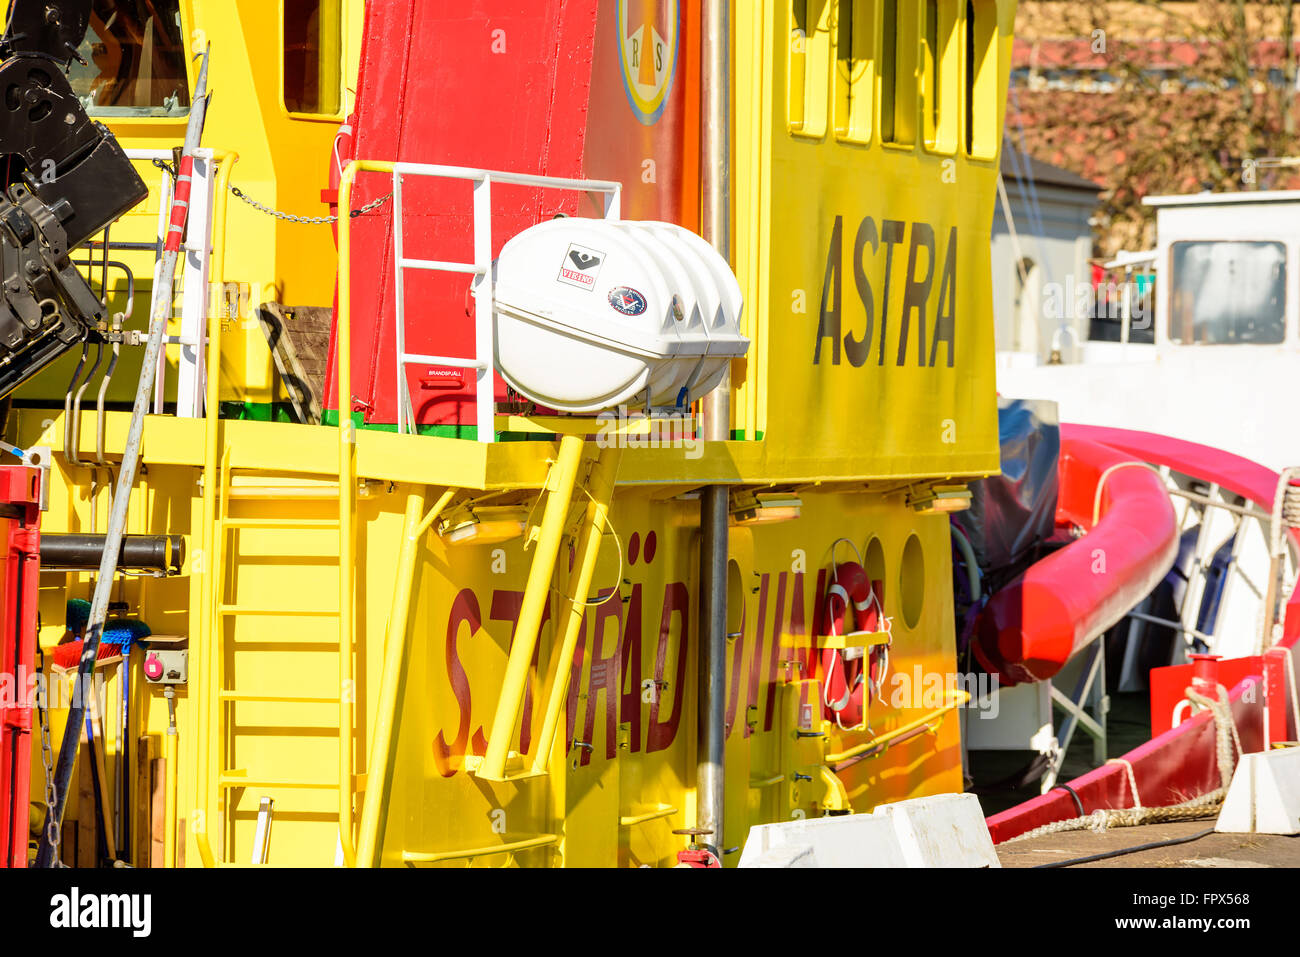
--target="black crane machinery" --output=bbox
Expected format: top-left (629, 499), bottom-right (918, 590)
top-left (0, 0), bottom-right (146, 398)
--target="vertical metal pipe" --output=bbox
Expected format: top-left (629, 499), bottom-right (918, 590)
top-left (701, 0), bottom-right (731, 442)
top-left (697, 485), bottom-right (729, 856)
top-left (697, 0), bottom-right (731, 860)
top-left (163, 688), bottom-right (178, 869)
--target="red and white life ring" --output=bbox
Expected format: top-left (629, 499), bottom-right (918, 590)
top-left (819, 561), bottom-right (889, 728)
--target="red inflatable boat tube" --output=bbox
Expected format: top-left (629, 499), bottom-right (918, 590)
top-left (973, 437), bottom-right (1180, 686)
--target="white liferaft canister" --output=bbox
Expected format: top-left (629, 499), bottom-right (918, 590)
top-left (491, 218), bottom-right (748, 414)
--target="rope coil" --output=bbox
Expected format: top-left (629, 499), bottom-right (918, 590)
top-left (1283, 481), bottom-right (1300, 529)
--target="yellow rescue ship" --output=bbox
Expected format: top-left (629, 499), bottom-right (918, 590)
top-left (2, 0), bottom-right (1020, 867)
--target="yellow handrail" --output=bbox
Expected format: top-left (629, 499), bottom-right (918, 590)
top-left (336, 159), bottom-right (400, 865)
top-left (194, 149), bottom-right (237, 870)
top-left (529, 447), bottom-right (622, 774)
top-left (823, 690), bottom-right (970, 765)
top-left (478, 434), bottom-right (586, 780)
top-left (401, 833), bottom-right (558, 865)
top-left (356, 486), bottom-right (458, 867)
top-left (618, 804), bottom-right (678, 828)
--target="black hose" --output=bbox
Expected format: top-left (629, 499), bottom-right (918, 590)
top-left (1032, 828), bottom-right (1216, 868)
top-left (1052, 783), bottom-right (1086, 817)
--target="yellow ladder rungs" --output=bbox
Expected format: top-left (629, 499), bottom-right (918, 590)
top-left (221, 518), bottom-right (341, 531)
top-left (218, 606), bottom-right (340, 617)
top-left (226, 486), bottom-right (340, 501)
top-left (218, 692), bottom-right (341, 704)
top-left (401, 833), bottom-right (559, 865)
top-left (219, 773), bottom-right (337, 791)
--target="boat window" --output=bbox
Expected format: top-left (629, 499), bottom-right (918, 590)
top-left (921, 0), bottom-right (958, 154)
top-left (284, 0), bottom-right (343, 116)
top-left (788, 0), bottom-right (831, 138)
top-left (1088, 275), bottom-right (1156, 344)
top-left (964, 0), bottom-right (997, 159)
top-left (67, 0), bottom-right (191, 117)
top-left (880, 0), bottom-right (916, 146)
top-left (1168, 241), bottom-right (1287, 345)
top-left (833, 0), bottom-right (875, 144)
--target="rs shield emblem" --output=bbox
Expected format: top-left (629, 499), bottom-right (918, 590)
top-left (608, 286), bottom-right (648, 316)
top-left (617, 0), bottom-right (680, 126)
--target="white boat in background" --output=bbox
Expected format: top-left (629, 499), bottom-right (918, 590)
top-left (981, 189), bottom-right (1300, 798)
top-left (998, 190), bottom-right (1300, 474)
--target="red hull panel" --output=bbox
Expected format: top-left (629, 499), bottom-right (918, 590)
top-left (987, 676), bottom-right (1267, 844)
top-left (0, 468), bottom-right (41, 868)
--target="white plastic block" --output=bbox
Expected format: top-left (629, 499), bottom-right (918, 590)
top-left (739, 793), bottom-right (999, 868)
top-left (1216, 747), bottom-right (1300, 835)
top-left (738, 813), bottom-right (907, 868)
top-left (743, 844), bottom-right (819, 868)
top-left (871, 792), bottom-right (1000, 868)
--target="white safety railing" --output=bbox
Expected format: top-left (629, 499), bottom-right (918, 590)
top-left (388, 163), bottom-right (622, 442)
top-left (126, 147), bottom-right (219, 419)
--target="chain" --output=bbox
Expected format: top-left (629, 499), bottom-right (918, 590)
top-left (227, 185), bottom-right (393, 224)
top-left (35, 644), bottom-right (60, 857)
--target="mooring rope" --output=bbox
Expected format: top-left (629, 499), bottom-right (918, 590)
top-left (1104, 758), bottom-right (1143, 811)
top-left (1003, 684), bottom-right (1241, 843)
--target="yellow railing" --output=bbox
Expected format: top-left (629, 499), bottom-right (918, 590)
top-left (355, 486), bottom-right (458, 867)
top-left (824, 690), bottom-right (970, 766)
top-left (528, 448), bottom-right (622, 776)
top-left (401, 833), bottom-right (558, 866)
top-left (335, 161), bottom-right (387, 867)
top-left (194, 150), bottom-right (238, 870)
top-left (618, 805), bottom-right (678, 828)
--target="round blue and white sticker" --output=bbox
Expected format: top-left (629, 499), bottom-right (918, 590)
top-left (608, 286), bottom-right (648, 316)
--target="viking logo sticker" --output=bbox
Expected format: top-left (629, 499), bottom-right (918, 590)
top-left (617, 0), bottom-right (680, 126)
top-left (558, 243), bottom-right (605, 290)
top-left (608, 286), bottom-right (648, 316)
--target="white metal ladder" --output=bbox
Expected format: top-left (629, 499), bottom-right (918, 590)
top-left (386, 163), bottom-right (622, 442)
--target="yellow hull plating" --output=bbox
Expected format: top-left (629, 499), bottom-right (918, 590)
top-left (24, 411), bottom-right (967, 866)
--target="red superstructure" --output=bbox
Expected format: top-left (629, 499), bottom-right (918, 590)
top-left (0, 467), bottom-right (42, 868)
top-left (325, 1), bottom-right (701, 435)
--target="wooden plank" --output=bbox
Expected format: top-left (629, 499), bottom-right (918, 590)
top-left (84, 681), bottom-right (117, 861)
top-left (259, 303), bottom-right (328, 424)
top-left (77, 726), bottom-right (95, 868)
top-left (135, 735), bottom-right (152, 867)
top-left (150, 756), bottom-right (165, 868)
